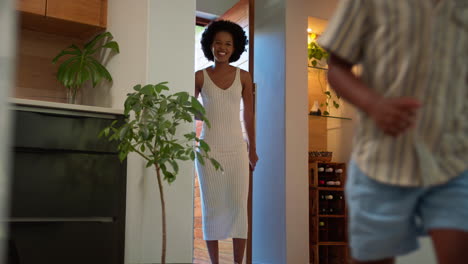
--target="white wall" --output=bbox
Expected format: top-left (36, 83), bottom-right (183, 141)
top-left (253, 0), bottom-right (309, 263)
top-left (326, 91), bottom-right (358, 163)
top-left (105, 1), bottom-right (149, 263)
top-left (0, 0), bottom-right (16, 262)
top-left (142, 0), bottom-right (195, 263)
top-left (305, 0), bottom-right (339, 21)
top-left (285, 0), bottom-right (309, 263)
top-left (104, 1), bottom-right (195, 263)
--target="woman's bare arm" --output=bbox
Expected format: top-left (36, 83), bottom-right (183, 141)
top-left (241, 70), bottom-right (259, 169)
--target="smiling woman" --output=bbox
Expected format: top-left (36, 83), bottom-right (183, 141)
top-left (194, 19), bottom-right (255, 264)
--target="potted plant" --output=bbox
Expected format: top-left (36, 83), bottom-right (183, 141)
top-left (308, 40), bottom-right (329, 69)
top-left (99, 82), bottom-right (221, 264)
top-left (308, 37), bottom-right (340, 115)
top-left (52, 32), bottom-right (120, 104)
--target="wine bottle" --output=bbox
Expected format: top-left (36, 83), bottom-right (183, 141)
top-left (319, 221), bottom-right (328, 242)
top-left (335, 168), bottom-right (343, 173)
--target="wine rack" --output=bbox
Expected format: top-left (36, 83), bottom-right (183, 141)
top-left (309, 162), bottom-right (349, 264)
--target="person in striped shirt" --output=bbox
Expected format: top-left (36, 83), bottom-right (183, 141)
top-left (318, 0), bottom-right (468, 263)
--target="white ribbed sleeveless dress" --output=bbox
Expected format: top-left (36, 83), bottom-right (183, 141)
top-left (196, 67), bottom-right (249, 240)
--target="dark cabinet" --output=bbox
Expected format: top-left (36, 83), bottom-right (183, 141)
top-left (11, 151), bottom-right (121, 217)
top-left (8, 107), bottom-right (126, 264)
top-left (14, 111), bottom-right (119, 153)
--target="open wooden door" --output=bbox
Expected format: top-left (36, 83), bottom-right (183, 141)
top-left (193, 0), bottom-right (254, 263)
top-left (247, 1), bottom-right (255, 263)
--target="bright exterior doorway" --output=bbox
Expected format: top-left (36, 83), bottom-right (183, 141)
top-left (193, 0), bottom-right (251, 263)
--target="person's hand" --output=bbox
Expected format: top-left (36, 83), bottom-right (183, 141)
top-left (367, 97), bottom-right (421, 137)
top-left (249, 149), bottom-right (259, 171)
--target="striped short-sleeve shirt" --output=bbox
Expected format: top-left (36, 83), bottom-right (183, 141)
top-left (318, 0), bottom-right (468, 186)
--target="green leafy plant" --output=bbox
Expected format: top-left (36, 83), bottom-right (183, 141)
top-left (321, 90), bottom-right (341, 116)
top-left (308, 41), bottom-right (329, 68)
top-left (99, 82), bottom-right (221, 264)
top-left (52, 32), bottom-right (120, 103)
top-left (308, 39), bottom-right (340, 115)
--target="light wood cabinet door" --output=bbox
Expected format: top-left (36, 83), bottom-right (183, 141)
top-left (46, 0), bottom-right (107, 27)
top-left (17, 0), bottom-right (46, 15)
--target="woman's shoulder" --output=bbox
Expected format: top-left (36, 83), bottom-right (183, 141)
top-left (195, 69), bottom-right (207, 80)
top-left (195, 70), bottom-right (204, 88)
top-left (195, 68), bottom-right (206, 75)
top-left (239, 68), bottom-right (250, 75)
top-left (239, 68), bottom-right (252, 82)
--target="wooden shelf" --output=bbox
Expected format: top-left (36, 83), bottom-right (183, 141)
top-left (309, 114), bottom-right (353, 120)
top-left (309, 161), bottom-right (349, 263)
top-left (308, 65), bottom-right (328, 71)
top-left (19, 12), bottom-right (105, 40)
top-left (16, 0), bottom-right (107, 40)
top-left (318, 242), bottom-right (347, 246)
top-left (319, 214), bottom-right (346, 218)
top-left (309, 161), bottom-right (349, 166)
top-left (316, 187), bottom-right (344, 191)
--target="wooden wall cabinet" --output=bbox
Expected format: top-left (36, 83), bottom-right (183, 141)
top-left (46, 0), bottom-right (107, 28)
top-left (16, 0), bottom-right (46, 15)
top-left (17, 0), bottom-right (107, 39)
top-left (309, 161), bottom-right (349, 264)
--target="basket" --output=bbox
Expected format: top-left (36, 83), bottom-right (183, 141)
top-left (309, 151), bottom-right (332, 162)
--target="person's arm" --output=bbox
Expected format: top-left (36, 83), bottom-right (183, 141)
top-left (195, 70), bottom-right (203, 99)
top-left (327, 54), bottom-right (421, 137)
top-left (194, 70), bottom-right (203, 120)
top-left (241, 70), bottom-right (258, 170)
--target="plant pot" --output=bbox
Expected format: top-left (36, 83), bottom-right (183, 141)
top-left (66, 88), bottom-right (81, 104)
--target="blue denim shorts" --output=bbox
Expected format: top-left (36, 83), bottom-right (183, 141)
top-left (346, 160), bottom-right (468, 261)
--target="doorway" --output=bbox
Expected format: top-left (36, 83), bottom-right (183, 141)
top-left (193, 0), bottom-right (253, 263)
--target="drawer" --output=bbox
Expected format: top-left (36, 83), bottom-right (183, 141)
top-left (13, 110), bottom-right (120, 153)
top-left (10, 150), bottom-right (125, 217)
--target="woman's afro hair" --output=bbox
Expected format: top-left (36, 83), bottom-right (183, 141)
top-left (200, 20), bottom-right (248, 63)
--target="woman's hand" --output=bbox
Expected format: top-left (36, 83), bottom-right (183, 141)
top-left (249, 149), bottom-right (259, 171)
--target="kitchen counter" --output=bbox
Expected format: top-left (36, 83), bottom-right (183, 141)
top-left (9, 98), bottom-right (124, 118)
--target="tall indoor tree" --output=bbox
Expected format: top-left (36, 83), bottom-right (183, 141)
top-left (100, 82), bottom-right (221, 264)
